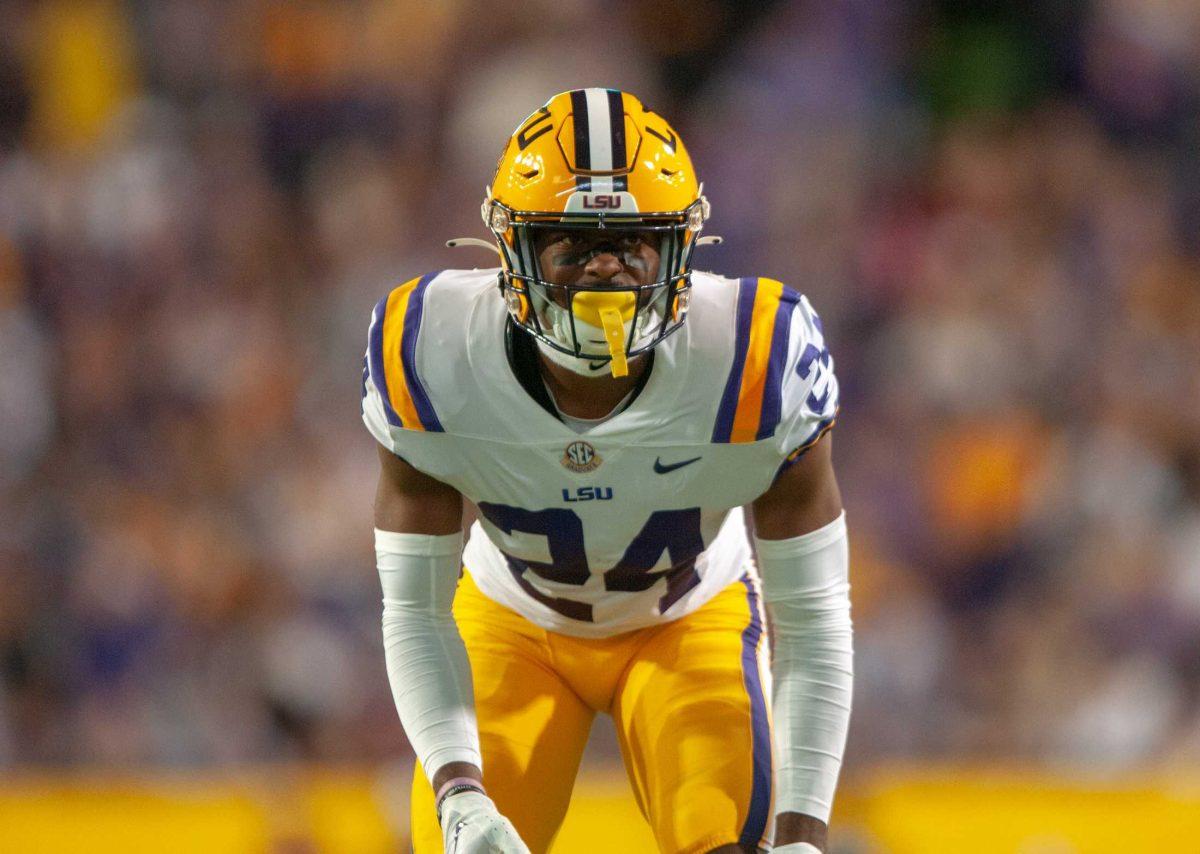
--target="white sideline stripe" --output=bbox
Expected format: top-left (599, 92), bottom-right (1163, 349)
top-left (584, 88), bottom-right (613, 193)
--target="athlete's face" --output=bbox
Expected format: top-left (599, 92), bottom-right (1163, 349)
top-left (534, 228), bottom-right (661, 307)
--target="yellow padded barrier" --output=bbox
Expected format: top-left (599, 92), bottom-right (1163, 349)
top-left (855, 766), bottom-right (1200, 854)
top-left (1, 765), bottom-right (1198, 853)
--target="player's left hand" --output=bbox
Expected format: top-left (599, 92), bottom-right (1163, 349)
top-left (439, 790), bottom-right (531, 853)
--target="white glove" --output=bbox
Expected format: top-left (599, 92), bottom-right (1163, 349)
top-left (772, 844), bottom-right (822, 853)
top-left (439, 790), bottom-right (530, 854)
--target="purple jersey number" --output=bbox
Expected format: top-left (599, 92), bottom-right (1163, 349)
top-left (476, 503), bottom-right (705, 622)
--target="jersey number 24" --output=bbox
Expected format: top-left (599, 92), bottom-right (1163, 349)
top-left (477, 503), bottom-right (706, 623)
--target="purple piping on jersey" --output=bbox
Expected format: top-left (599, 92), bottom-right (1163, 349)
top-left (772, 412), bottom-right (838, 483)
top-left (367, 296), bottom-right (402, 426)
top-left (711, 277), bottom-right (758, 443)
top-left (756, 286), bottom-right (801, 441)
top-left (738, 573), bottom-right (773, 849)
top-left (400, 271), bottom-right (444, 433)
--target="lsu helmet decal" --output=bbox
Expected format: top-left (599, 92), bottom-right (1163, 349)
top-left (481, 89), bottom-right (710, 376)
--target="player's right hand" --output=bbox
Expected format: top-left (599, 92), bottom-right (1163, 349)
top-left (439, 790), bottom-right (530, 854)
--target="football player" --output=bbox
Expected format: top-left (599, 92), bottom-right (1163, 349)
top-left (363, 89), bottom-right (851, 854)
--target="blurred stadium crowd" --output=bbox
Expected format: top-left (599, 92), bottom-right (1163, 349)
top-left (1, 0), bottom-right (1198, 778)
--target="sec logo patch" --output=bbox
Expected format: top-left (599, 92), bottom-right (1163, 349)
top-left (561, 441), bottom-right (602, 473)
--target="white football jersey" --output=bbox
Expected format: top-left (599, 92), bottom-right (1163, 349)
top-left (361, 268), bottom-right (838, 638)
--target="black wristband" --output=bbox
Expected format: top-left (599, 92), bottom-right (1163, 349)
top-left (436, 783), bottom-right (487, 823)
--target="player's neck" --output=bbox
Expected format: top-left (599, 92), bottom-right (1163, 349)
top-left (537, 353), bottom-right (650, 420)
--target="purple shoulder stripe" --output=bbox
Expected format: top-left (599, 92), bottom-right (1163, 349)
top-left (711, 277), bottom-right (758, 443)
top-left (367, 296), bottom-right (402, 426)
top-left (400, 271), bottom-right (444, 433)
top-left (755, 285), bottom-right (801, 441)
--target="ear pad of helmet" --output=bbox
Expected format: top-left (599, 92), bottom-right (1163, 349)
top-left (504, 287), bottom-right (530, 323)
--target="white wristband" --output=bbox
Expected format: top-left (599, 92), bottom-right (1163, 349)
top-left (755, 512), bottom-right (852, 824)
top-left (376, 528), bottom-right (482, 777)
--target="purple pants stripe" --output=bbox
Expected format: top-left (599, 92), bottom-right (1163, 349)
top-left (738, 573), bottom-right (772, 848)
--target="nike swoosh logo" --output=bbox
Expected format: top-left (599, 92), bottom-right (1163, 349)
top-left (653, 456), bottom-right (702, 474)
top-left (587, 360), bottom-right (607, 371)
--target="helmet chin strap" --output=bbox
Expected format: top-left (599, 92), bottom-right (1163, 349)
top-left (536, 337), bottom-right (610, 376)
top-left (538, 305), bottom-right (626, 375)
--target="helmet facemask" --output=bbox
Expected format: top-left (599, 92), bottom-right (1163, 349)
top-left (486, 197), bottom-right (706, 377)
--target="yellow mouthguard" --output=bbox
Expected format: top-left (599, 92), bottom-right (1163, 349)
top-left (573, 291), bottom-right (635, 378)
top-left (572, 290), bottom-right (636, 325)
top-left (598, 306), bottom-right (629, 377)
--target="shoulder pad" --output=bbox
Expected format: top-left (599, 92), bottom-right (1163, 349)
top-left (365, 272), bottom-right (444, 433)
top-left (711, 277), bottom-right (801, 443)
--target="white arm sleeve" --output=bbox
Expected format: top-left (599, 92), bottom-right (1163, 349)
top-left (755, 512), bottom-right (853, 824)
top-left (377, 528), bottom-right (482, 777)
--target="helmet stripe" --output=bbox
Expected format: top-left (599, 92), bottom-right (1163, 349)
top-left (569, 89), bottom-right (591, 190)
top-left (583, 87), bottom-right (614, 192)
top-left (567, 88), bottom-right (630, 193)
top-left (608, 89), bottom-right (628, 191)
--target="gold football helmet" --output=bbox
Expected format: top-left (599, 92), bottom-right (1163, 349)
top-left (481, 89), bottom-right (710, 376)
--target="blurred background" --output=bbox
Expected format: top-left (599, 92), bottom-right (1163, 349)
top-left (2, 0), bottom-right (1199, 851)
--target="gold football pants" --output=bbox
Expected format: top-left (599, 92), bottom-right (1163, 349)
top-left (409, 571), bottom-right (773, 854)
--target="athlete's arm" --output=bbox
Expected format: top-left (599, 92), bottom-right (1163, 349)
top-left (375, 444), bottom-right (474, 791)
top-left (375, 445), bottom-right (529, 853)
top-left (750, 436), bottom-right (851, 853)
top-left (752, 434), bottom-right (842, 539)
top-left (375, 441), bottom-right (464, 535)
